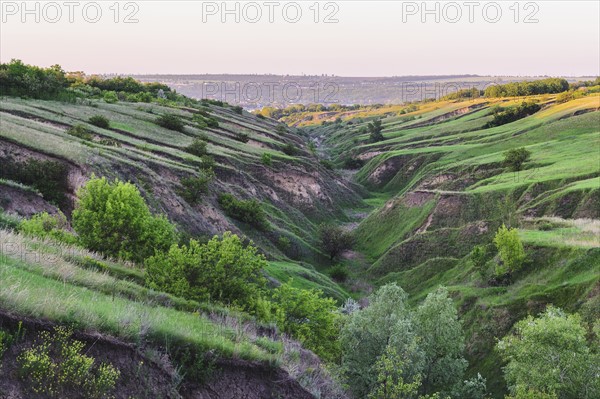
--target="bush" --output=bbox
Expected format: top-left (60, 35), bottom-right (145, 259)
top-left (318, 223), bottom-right (353, 260)
top-left (0, 159), bottom-right (69, 209)
top-left (193, 113), bottom-right (219, 129)
top-left (503, 147), bottom-right (532, 172)
top-left (469, 245), bottom-right (488, 278)
top-left (233, 132), bottom-right (250, 143)
top-left (178, 169), bottom-right (214, 205)
top-left (66, 124), bottom-right (93, 141)
top-left (145, 232), bottom-right (267, 310)
top-left (17, 327), bottom-right (120, 398)
top-left (320, 159), bottom-right (334, 170)
top-left (232, 105), bottom-right (243, 114)
top-left (88, 115), bottom-right (110, 129)
top-left (72, 176), bottom-right (176, 263)
top-left (102, 91), bottom-right (118, 103)
top-left (156, 114), bottom-right (184, 132)
top-left (484, 102), bottom-right (541, 128)
top-left (185, 138), bottom-right (208, 157)
top-left (329, 264), bottom-right (348, 282)
top-left (218, 193), bottom-right (268, 229)
top-left (272, 282), bottom-right (340, 362)
top-left (282, 143), bottom-right (298, 156)
top-left (368, 119), bottom-right (384, 142)
top-left (493, 224), bottom-right (526, 276)
top-left (261, 153), bottom-right (272, 166)
top-left (275, 124), bottom-right (287, 135)
top-left (20, 212), bottom-right (77, 244)
top-left (256, 113), bottom-right (265, 119)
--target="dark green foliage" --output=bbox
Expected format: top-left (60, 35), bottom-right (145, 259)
top-left (233, 132), bottom-right (250, 143)
top-left (66, 124), bottom-right (93, 140)
top-left (0, 159), bottom-right (69, 209)
top-left (232, 105), bottom-right (243, 115)
top-left (282, 143), bottom-right (298, 156)
top-left (193, 113), bottom-right (219, 129)
top-left (145, 232), bottom-right (267, 310)
top-left (72, 176), bottom-right (176, 263)
top-left (484, 102), bottom-right (541, 128)
top-left (178, 169), bottom-right (214, 205)
top-left (256, 113), bottom-right (265, 119)
top-left (185, 138), bottom-right (208, 157)
top-left (320, 159), bottom-right (334, 170)
top-left (0, 60), bottom-right (67, 99)
top-left (218, 194), bottom-right (268, 229)
top-left (441, 87), bottom-right (482, 101)
top-left (261, 153), bottom-right (272, 166)
top-left (329, 264), bottom-right (348, 282)
top-left (102, 91), bottom-right (118, 104)
top-left (88, 115), bottom-right (110, 129)
top-left (156, 114), bottom-right (184, 132)
top-left (368, 119), bottom-right (384, 142)
top-left (343, 157), bottom-right (364, 169)
top-left (470, 245), bottom-right (489, 278)
top-left (503, 147), bottom-right (532, 172)
top-left (275, 124), bottom-right (287, 135)
top-left (318, 223), bottom-right (353, 260)
top-left (484, 78), bottom-right (569, 97)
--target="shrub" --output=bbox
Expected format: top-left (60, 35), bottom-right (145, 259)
top-left (256, 113), bottom-right (265, 119)
top-left (218, 193), bottom-right (268, 229)
top-left (277, 235), bottom-right (291, 251)
top-left (320, 159), bottom-right (334, 170)
top-left (318, 223), bottom-right (353, 260)
top-left (17, 327), bottom-right (120, 398)
top-left (368, 119), bottom-right (384, 142)
top-left (282, 143), bottom-right (298, 156)
top-left (20, 212), bottom-right (77, 244)
top-left (145, 232), bottom-right (267, 310)
top-left (503, 147), bottom-right (532, 172)
top-left (178, 169), bottom-right (214, 205)
top-left (329, 264), bottom-right (349, 282)
top-left (232, 105), bottom-right (243, 114)
top-left (484, 102), bottom-right (541, 128)
top-left (261, 153), bottom-right (272, 166)
top-left (88, 115), bottom-right (110, 129)
top-left (156, 114), bottom-right (184, 132)
top-left (275, 124), bottom-right (287, 135)
top-left (469, 245), bottom-right (488, 278)
top-left (493, 224), bottom-right (526, 276)
top-left (185, 138), bottom-right (208, 157)
top-left (0, 159), bottom-right (69, 209)
top-left (272, 282), bottom-right (340, 362)
top-left (72, 176), bottom-right (176, 263)
top-left (102, 91), bottom-right (118, 103)
top-left (233, 132), bottom-right (250, 143)
top-left (66, 124), bottom-right (93, 141)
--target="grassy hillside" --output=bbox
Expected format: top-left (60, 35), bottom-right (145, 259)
top-left (299, 93), bottom-right (600, 396)
top-left (0, 95), bottom-right (365, 299)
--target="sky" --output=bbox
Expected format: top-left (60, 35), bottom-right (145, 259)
top-left (1, 1), bottom-right (599, 76)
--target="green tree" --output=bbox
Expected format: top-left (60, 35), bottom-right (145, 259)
top-left (470, 245), bottom-right (488, 278)
top-left (272, 282), bottom-right (340, 362)
top-left (503, 147), bottom-right (532, 172)
top-left (146, 232), bottom-right (267, 310)
top-left (414, 287), bottom-right (467, 395)
top-left (156, 114), bottom-right (184, 132)
top-left (103, 91), bottom-right (118, 103)
top-left (368, 346), bottom-right (423, 399)
top-left (497, 307), bottom-right (600, 399)
top-left (185, 138), bottom-right (208, 157)
top-left (72, 176), bottom-right (176, 263)
top-left (340, 284), bottom-right (424, 398)
top-left (318, 223), bottom-right (353, 261)
top-left (493, 224), bottom-right (526, 275)
top-left (20, 212), bottom-right (77, 244)
top-left (368, 119), bottom-right (384, 142)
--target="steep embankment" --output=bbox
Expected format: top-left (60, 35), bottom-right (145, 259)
top-left (0, 97), bottom-right (364, 299)
top-left (306, 94), bottom-right (600, 396)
